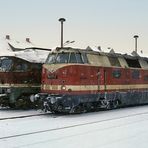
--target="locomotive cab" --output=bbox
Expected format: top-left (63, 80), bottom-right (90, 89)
top-left (42, 48), bottom-right (90, 92)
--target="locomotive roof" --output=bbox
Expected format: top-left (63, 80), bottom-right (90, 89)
top-left (0, 37), bottom-right (35, 53)
top-left (54, 47), bottom-right (148, 61)
top-left (0, 37), bottom-right (51, 64)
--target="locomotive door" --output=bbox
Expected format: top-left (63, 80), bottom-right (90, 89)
top-left (125, 69), bottom-right (130, 84)
top-left (98, 68), bottom-right (107, 92)
top-left (97, 68), bottom-right (106, 91)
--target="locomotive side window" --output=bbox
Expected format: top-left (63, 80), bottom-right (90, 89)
top-left (112, 69), bottom-right (121, 78)
top-left (125, 58), bottom-right (141, 68)
top-left (108, 57), bottom-right (121, 67)
top-left (87, 54), bottom-right (100, 65)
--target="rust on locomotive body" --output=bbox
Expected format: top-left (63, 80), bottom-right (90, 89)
top-left (37, 47), bottom-right (148, 113)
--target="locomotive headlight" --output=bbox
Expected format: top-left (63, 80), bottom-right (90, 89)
top-left (6, 88), bottom-right (11, 93)
top-left (61, 85), bottom-right (66, 90)
top-left (30, 95), bottom-right (35, 102)
top-left (34, 94), bottom-right (40, 101)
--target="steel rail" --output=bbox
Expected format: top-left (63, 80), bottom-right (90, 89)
top-left (0, 112), bottom-right (51, 121)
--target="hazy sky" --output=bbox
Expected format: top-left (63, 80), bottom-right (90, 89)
top-left (0, 0), bottom-right (148, 54)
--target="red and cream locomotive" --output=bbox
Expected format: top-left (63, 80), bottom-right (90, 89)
top-left (0, 49), bottom-right (50, 109)
top-left (35, 47), bottom-right (148, 113)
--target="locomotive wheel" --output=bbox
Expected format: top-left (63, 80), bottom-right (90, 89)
top-left (9, 103), bottom-right (16, 108)
top-left (58, 105), bottom-right (63, 112)
top-left (106, 101), bottom-right (112, 110)
top-left (15, 99), bottom-right (30, 109)
top-left (112, 100), bottom-right (119, 109)
top-left (106, 100), bottom-right (119, 110)
top-left (54, 104), bottom-right (63, 113)
top-left (73, 106), bottom-right (81, 113)
top-left (15, 99), bottom-right (25, 109)
top-left (73, 104), bottom-right (85, 113)
top-left (84, 102), bottom-right (94, 112)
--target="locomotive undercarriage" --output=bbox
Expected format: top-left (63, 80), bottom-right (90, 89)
top-left (36, 90), bottom-right (148, 114)
top-left (35, 93), bottom-right (120, 113)
top-left (0, 87), bottom-right (40, 109)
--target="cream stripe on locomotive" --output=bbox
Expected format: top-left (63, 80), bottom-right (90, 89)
top-left (0, 83), bottom-right (41, 88)
top-left (42, 84), bottom-right (148, 91)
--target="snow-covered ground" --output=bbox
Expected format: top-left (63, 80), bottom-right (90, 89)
top-left (1, 106), bottom-right (148, 148)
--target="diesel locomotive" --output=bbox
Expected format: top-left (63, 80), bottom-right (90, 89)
top-left (0, 49), bottom-right (50, 109)
top-left (35, 47), bottom-right (148, 113)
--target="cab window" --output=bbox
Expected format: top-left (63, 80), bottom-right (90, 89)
top-left (0, 57), bottom-right (13, 72)
top-left (46, 54), bottom-right (56, 64)
top-left (76, 53), bottom-right (83, 63)
top-left (56, 53), bottom-right (69, 63)
top-left (69, 53), bottom-right (77, 63)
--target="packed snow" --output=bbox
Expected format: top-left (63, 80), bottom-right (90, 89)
top-left (13, 49), bottom-right (50, 63)
top-left (0, 37), bottom-right (34, 53)
top-left (0, 106), bottom-right (148, 148)
top-left (0, 37), bottom-right (51, 63)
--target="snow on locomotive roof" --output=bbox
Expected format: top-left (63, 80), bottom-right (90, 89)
top-left (15, 48), bottom-right (51, 63)
top-left (0, 36), bottom-right (51, 63)
top-left (0, 49), bottom-right (50, 63)
top-left (7, 39), bottom-right (34, 50)
top-left (0, 36), bottom-right (35, 52)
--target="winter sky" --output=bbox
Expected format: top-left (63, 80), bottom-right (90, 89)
top-left (0, 0), bottom-right (148, 54)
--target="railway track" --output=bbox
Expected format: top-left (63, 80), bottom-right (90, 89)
top-left (1, 110), bottom-right (148, 140)
top-left (0, 112), bottom-right (52, 121)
